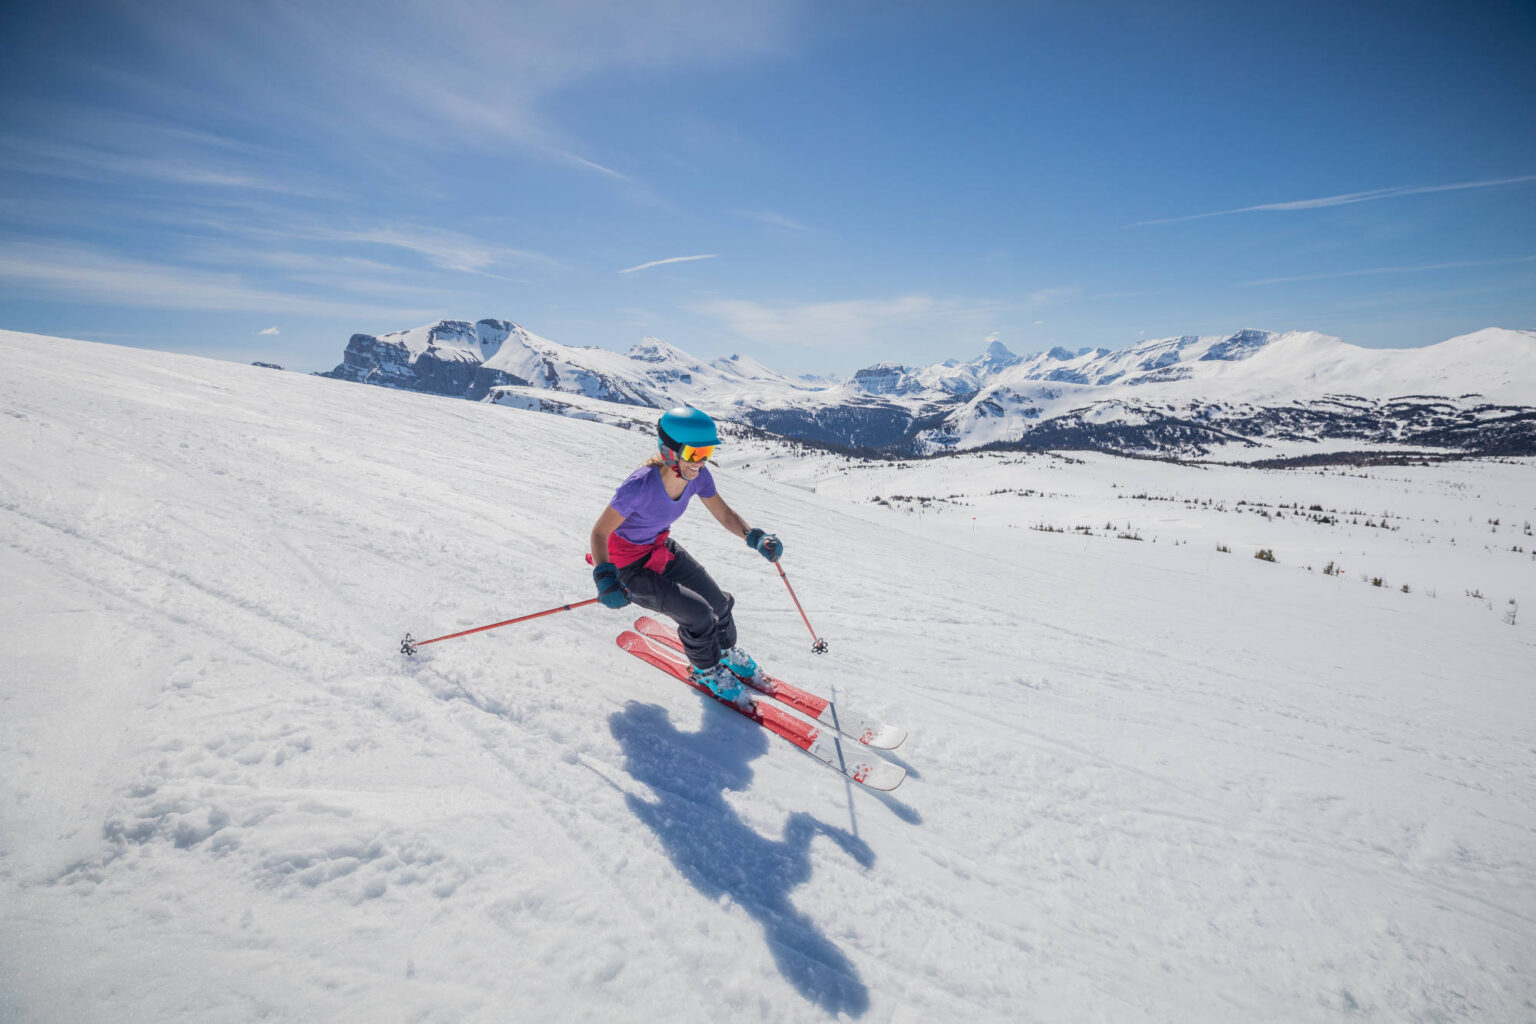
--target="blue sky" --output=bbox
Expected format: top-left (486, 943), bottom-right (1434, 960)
top-left (1, 0), bottom-right (1533, 375)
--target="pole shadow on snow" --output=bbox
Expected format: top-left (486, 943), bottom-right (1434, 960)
top-left (863, 782), bottom-right (922, 826)
top-left (609, 701), bottom-right (875, 1018)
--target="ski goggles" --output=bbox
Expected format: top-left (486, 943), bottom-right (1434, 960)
top-left (677, 443), bottom-right (715, 463)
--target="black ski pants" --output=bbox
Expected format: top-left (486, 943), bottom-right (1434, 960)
top-left (619, 539), bottom-right (736, 670)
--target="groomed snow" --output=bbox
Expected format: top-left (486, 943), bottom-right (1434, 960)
top-left (1, 330), bottom-right (1533, 1023)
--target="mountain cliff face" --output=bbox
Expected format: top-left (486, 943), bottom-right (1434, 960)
top-left (323, 319), bottom-right (517, 396)
top-left (321, 321), bottom-right (1536, 460)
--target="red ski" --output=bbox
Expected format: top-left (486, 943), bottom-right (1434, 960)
top-left (617, 630), bottom-right (905, 791)
top-left (633, 616), bottom-right (907, 750)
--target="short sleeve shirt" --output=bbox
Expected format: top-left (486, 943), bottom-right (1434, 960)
top-left (610, 465), bottom-right (717, 544)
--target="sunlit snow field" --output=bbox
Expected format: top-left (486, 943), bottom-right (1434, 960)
top-left (1, 331), bottom-right (1532, 1023)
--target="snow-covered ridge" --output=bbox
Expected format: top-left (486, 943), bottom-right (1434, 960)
top-left (324, 318), bottom-right (813, 409)
top-left (323, 321), bottom-right (1536, 458)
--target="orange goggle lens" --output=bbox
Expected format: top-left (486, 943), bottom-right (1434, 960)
top-left (679, 443), bottom-right (715, 463)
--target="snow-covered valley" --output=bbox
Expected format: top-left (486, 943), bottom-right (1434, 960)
top-left (2, 330), bottom-right (1533, 1023)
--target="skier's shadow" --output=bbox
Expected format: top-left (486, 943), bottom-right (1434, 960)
top-left (609, 701), bottom-right (875, 1018)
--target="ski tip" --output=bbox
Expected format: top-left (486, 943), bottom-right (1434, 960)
top-left (854, 762), bottom-right (906, 791)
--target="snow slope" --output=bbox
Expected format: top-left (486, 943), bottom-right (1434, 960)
top-left (2, 330), bottom-right (1533, 1023)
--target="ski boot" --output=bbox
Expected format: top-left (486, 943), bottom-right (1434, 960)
top-left (719, 645), bottom-right (772, 694)
top-left (690, 663), bottom-right (754, 712)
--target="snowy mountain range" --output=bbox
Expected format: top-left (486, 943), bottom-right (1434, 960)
top-left (323, 320), bottom-right (1536, 459)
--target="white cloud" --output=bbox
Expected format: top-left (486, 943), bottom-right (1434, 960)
top-left (258, 326), bottom-right (280, 335)
top-left (1025, 288), bottom-right (1078, 306)
top-left (1129, 173), bottom-right (1536, 228)
top-left (137, 205), bottom-right (558, 282)
top-left (690, 295), bottom-right (948, 347)
top-left (1237, 254), bottom-right (1536, 287)
top-left (118, 0), bottom-right (800, 178)
top-left (736, 210), bottom-right (813, 232)
top-left (337, 225), bottom-right (558, 276)
top-left (0, 241), bottom-right (434, 320)
top-left (168, 209), bottom-right (558, 279)
top-left (620, 254), bottom-right (719, 274)
top-left (0, 116), bottom-right (331, 197)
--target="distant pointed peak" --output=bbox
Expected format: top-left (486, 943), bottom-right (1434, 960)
top-left (979, 339), bottom-right (1021, 368)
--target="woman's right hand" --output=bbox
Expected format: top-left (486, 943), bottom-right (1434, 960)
top-left (592, 561), bottom-right (631, 608)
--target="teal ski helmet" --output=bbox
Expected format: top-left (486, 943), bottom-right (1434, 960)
top-left (657, 406), bottom-right (719, 467)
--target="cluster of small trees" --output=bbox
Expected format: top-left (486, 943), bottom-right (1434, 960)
top-left (1032, 521), bottom-right (1147, 541)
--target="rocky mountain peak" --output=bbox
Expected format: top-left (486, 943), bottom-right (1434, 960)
top-left (979, 339), bottom-right (1020, 369)
top-left (627, 337), bottom-right (685, 363)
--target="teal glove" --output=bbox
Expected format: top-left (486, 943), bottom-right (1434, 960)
top-left (744, 527), bottom-right (782, 563)
top-left (592, 562), bottom-right (631, 608)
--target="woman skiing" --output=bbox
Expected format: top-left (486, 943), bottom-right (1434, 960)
top-left (590, 407), bottom-right (782, 709)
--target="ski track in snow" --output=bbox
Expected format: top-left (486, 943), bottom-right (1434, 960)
top-left (1, 330), bottom-right (1533, 1023)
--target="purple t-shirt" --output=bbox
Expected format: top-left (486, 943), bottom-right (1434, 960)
top-left (609, 464), bottom-right (717, 543)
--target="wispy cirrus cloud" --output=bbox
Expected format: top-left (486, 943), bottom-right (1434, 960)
top-left (0, 241), bottom-right (435, 320)
top-left (1238, 254), bottom-right (1536, 287)
top-left (169, 212), bottom-right (561, 279)
top-left (110, 0), bottom-right (800, 181)
top-left (736, 210), bottom-right (814, 232)
top-left (335, 225), bottom-right (558, 277)
top-left (0, 124), bottom-right (329, 197)
top-left (691, 295), bottom-right (948, 347)
top-left (1023, 287), bottom-right (1080, 306)
top-left (620, 254), bottom-right (719, 274)
top-left (1129, 173), bottom-right (1536, 228)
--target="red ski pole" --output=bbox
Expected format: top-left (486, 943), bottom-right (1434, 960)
top-left (401, 598), bottom-right (601, 655)
top-left (775, 562), bottom-right (829, 654)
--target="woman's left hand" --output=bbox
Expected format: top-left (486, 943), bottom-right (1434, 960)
top-left (744, 527), bottom-right (782, 562)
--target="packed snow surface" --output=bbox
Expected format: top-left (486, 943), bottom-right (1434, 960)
top-left (1, 330), bottom-right (1533, 1023)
